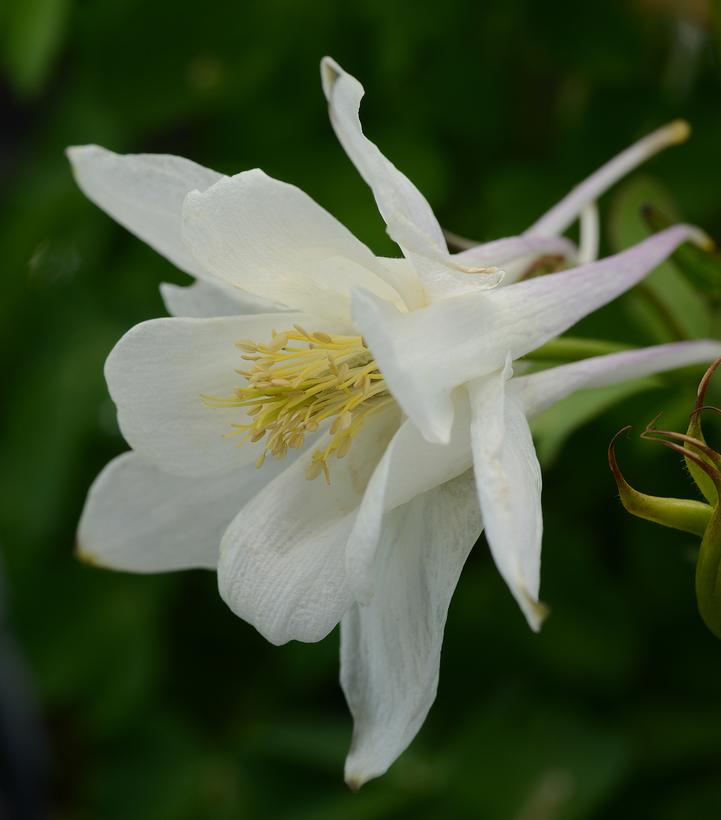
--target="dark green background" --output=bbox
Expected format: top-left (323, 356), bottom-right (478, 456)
top-left (2, 0), bottom-right (721, 817)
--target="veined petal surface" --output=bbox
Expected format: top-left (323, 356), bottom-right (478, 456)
top-left (341, 472), bottom-right (481, 788)
top-left (182, 169), bottom-right (407, 320)
top-left (105, 312), bottom-right (338, 477)
top-left (354, 224), bottom-right (700, 444)
top-left (160, 279), bottom-right (281, 318)
top-left (345, 395), bottom-right (472, 603)
top-left (468, 359), bottom-right (546, 630)
top-left (218, 406), bottom-right (400, 646)
top-left (77, 452), bottom-right (276, 572)
top-left (67, 144), bottom-right (221, 277)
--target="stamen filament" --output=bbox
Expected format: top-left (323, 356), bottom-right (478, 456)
top-left (203, 329), bottom-right (391, 482)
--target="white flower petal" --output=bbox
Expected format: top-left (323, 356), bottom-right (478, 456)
top-left (384, 212), bottom-right (505, 299)
top-left (452, 233), bottom-right (579, 289)
top-left (377, 257), bottom-right (427, 310)
top-left (77, 452), bottom-right (277, 572)
top-left (182, 169), bottom-right (405, 320)
top-left (514, 339), bottom-right (721, 418)
top-left (160, 279), bottom-right (280, 318)
top-left (218, 406), bottom-right (400, 646)
top-left (341, 472), bottom-right (482, 788)
top-left (105, 312), bottom-right (338, 477)
top-left (454, 234), bottom-right (577, 270)
top-left (527, 120), bottom-right (690, 237)
top-left (321, 58), bottom-right (502, 302)
top-left (320, 58), bottom-right (445, 254)
top-left (468, 358), bottom-right (546, 631)
top-left (345, 395), bottom-right (472, 603)
top-left (67, 144), bottom-right (221, 277)
top-left (354, 224), bottom-right (701, 444)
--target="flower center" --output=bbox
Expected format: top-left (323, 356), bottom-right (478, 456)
top-left (204, 324), bottom-right (393, 483)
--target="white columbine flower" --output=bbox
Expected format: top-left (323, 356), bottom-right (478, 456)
top-left (71, 58), bottom-right (721, 787)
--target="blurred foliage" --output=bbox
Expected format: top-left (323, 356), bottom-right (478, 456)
top-left (2, 0), bottom-right (721, 817)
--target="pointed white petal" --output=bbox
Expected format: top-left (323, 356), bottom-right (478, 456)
top-left (321, 58), bottom-right (503, 301)
top-left (514, 339), bottom-right (721, 418)
top-left (67, 144), bottom-right (221, 277)
top-left (218, 406), bottom-right (400, 646)
top-left (468, 359), bottom-right (546, 630)
top-left (341, 472), bottom-right (481, 788)
top-left (160, 279), bottom-right (280, 318)
top-left (345, 395), bottom-right (472, 603)
top-left (320, 58), bottom-right (444, 253)
top-left (527, 120), bottom-right (690, 237)
top-left (105, 312), bottom-right (338, 477)
top-left (354, 224), bottom-right (702, 444)
top-left (182, 169), bottom-right (404, 320)
top-left (77, 452), bottom-right (276, 572)
top-left (454, 234), bottom-right (577, 270)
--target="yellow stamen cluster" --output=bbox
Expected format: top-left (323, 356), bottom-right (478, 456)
top-left (204, 325), bottom-right (392, 483)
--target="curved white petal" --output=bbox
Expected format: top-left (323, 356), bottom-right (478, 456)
top-left (67, 144), bottom-right (221, 277)
top-left (454, 234), bottom-right (577, 271)
top-left (354, 224), bottom-right (702, 444)
top-left (527, 120), bottom-right (690, 237)
top-left (322, 58), bottom-right (576, 301)
top-left (218, 406), bottom-right (400, 646)
top-left (384, 211), bottom-right (505, 299)
top-left (376, 257), bottom-right (427, 310)
top-left (160, 279), bottom-right (281, 318)
top-left (345, 395), bottom-right (472, 603)
top-left (105, 312), bottom-right (338, 477)
top-left (514, 339), bottom-right (721, 418)
top-left (341, 472), bottom-right (482, 788)
top-left (321, 58), bottom-right (504, 302)
top-left (320, 58), bottom-right (444, 253)
top-left (182, 169), bottom-right (405, 320)
top-left (77, 452), bottom-right (277, 572)
top-left (468, 359), bottom-right (546, 631)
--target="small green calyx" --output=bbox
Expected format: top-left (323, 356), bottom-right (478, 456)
top-left (685, 358), bottom-right (721, 504)
top-left (608, 357), bottom-right (721, 640)
top-left (608, 427), bottom-right (713, 537)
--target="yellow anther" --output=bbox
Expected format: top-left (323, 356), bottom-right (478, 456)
top-left (267, 332), bottom-right (289, 352)
top-left (204, 327), bottom-right (393, 482)
top-left (336, 436), bottom-right (352, 459)
top-left (305, 459), bottom-right (324, 481)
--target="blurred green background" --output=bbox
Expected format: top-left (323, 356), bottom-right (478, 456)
top-left (2, 0), bottom-right (721, 817)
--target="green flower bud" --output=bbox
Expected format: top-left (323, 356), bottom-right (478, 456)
top-left (685, 358), bottom-right (721, 505)
top-left (608, 428), bottom-right (712, 537)
top-left (609, 357), bottom-right (721, 639)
